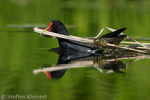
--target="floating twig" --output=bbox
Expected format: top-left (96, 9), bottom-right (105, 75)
top-left (106, 43), bottom-right (146, 53)
top-left (121, 41), bottom-right (150, 46)
top-left (34, 27), bottom-right (93, 43)
top-left (33, 61), bottom-right (92, 74)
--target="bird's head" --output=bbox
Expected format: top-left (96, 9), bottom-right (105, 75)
top-left (44, 20), bottom-right (69, 36)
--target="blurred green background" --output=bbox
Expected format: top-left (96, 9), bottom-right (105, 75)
top-left (0, 0), bottom-right (150, 100)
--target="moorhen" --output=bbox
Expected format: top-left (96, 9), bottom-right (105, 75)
top-left (44, 20), bottom-right (126, 53)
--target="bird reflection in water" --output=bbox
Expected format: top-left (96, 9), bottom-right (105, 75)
top-left (33, 48), bottom-right (142, 79)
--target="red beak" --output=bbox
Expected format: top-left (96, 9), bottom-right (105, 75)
top-left (44, 22), bottom-right (53, 32)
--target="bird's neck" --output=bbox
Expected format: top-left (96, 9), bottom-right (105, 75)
top-left (57, 29), bottom-right (70, 47)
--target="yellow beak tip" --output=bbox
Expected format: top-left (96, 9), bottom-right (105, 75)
top-left (44, 29), bottom-right (47, 32)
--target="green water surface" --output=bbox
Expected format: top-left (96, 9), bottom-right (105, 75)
top-left (0, 0), bottom-right (150, 100)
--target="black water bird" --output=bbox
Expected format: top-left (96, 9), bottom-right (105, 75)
top-left (44, 20), bottom-right (127, 53)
